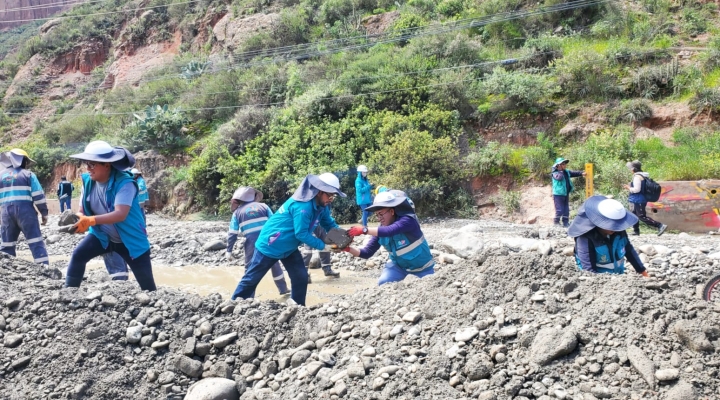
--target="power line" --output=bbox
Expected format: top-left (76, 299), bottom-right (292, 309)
top-left (0, 0), bottom-right (201, 24)
top-left (138, 0), bottom-right (610, 84)
top-left (3, 66), bottom-right (550, 117)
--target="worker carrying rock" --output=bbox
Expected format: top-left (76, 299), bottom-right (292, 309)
top-left (551, 157), bottom-right (585, 227)
top-left (64, 141), bottom-right (157, 290)
top-left (231, 173), bottom-right (345, 305)
top-left (227, 186), bottom-right (290, 295)
top-left (343, 191), bottom-right (435, 285)
top-left (568, 195), bottom-right (649, 276)
top-left (302, 226), bottom-right (341, 281)
top-left (0, 149), bottom-right (49, 265)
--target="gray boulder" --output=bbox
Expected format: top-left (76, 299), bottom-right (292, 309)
top-left (530, 328), bottom-right (578, 365)
top-left (185, 378), bottom-right (239, 400)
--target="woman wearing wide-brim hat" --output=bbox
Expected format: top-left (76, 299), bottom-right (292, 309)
top-left (568, 195), bottom-right (648, 276)
top-left (344, 191), bottom-right (434, 285)
top-left (65, 141), bottom-right (156, 291)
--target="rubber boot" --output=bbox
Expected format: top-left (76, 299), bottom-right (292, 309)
top-left (322, 265), bottom-right (340, 278)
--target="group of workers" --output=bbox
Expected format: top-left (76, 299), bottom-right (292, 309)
top-left (0, 144), bottom-right (671, 306)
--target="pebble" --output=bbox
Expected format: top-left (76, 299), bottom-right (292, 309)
top-left (454, 327), bottom-right (479, 342)
top-left (655, 368), bottom-right (680, 381)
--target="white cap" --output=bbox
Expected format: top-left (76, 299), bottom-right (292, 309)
top-left (597, 199), bottom-right (627, 220)
top-left (357, 165), bottom-right (368, 172)
top-left (130, 168), bottom-right (141, 175)
top-left (318, 173), bottom-right (341, 190)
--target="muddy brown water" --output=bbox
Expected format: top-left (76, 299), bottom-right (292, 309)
top-left (18, 252), bottom-right (376, 306)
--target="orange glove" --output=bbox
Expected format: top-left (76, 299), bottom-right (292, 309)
top-left (641, 270), bottom-right (649, 278)
top-left (72, 215), bottom-right (96, 234)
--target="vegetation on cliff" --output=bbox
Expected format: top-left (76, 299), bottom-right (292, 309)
top-left (0, 0), bottom-right (719, 218)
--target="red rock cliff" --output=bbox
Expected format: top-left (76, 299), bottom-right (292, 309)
top-left (0, 0), bottom-right (83, 30)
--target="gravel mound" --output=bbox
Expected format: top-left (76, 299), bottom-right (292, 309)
top-left (2, 230), bottom-right (719, 400)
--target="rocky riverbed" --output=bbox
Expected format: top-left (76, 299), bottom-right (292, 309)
top-left (3, 214), bottom-right (720, 399)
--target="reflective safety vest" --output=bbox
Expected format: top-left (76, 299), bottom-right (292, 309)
top-left (229, 202), bottom-right (271, 237)
top-left (378, 231), bottom-right (435, 272)
top-left (574, 230), bottom-right (628, 274)
top-left (0, 167), bottom-right (48, 215)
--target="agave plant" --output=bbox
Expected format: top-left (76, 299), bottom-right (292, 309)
top-left (180, 60), bottom-right (209, 80)
top-left (129, 104), bottom-right (188, 151)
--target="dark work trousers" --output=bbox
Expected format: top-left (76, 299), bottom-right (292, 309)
top-left (66, 234), bottom-right (156, 291)
top-left (232, 249), bottom-right (308, 305)
top-left (553, 195), bottom-right (570, 226)
top-left (243, 233), bottom-right (289, 295)
top-left (1, 202), bottom-right (49, 264)
top-left (630, 202), bottom-right (662, 233)
top-left (60, 196), bottom-right (71, 212)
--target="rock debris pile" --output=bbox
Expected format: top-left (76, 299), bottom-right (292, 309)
top-left (2, 222), bottom-right (720, 400)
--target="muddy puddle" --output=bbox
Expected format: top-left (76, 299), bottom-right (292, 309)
top-left (18, 252), bottom-right (376, 306)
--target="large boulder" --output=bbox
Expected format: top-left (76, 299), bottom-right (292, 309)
top-left (441, 230), bottom-right (483, 260)
top-left (185, 378), bottom-right (239, 400)
top-left (530, 328), bottom-right (578, 365)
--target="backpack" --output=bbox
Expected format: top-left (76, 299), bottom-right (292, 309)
top-left (638, 174), bottom-right (662, 202)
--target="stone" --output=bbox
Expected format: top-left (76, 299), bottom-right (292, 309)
top-left (208, 362), bottom-right (232, 379)
top-left (455, 327), bottom-right (479, 342)
top-left (11, 356), bottom-right (31, 370)
top-left (464, 353), bottom-right (493, 381)
top-left (4, 334), bottom-right (23, 348)
top-left (185, 378), bottom-right (239, 400)
top-left (402, 311), bottom-right (421, 324)
top-left (530, 328), bottom-right (578, 365)
top-left (291, 350), bottom-right (311, 368)
top-left (101, 295), bottom-right (118, 307)
top-left (674, 320), bottom-right (714, 352)
top-left (664, 380), bottom-right (696, 400)
top-left (151, 340), bottom-right (170, 349)
top-left (203, 240), bottom-right (226, 251)
top-left (372, 377), bottom-right (386, 391)
top-left (362, 347), bottom-right (376, 357)
top-left (136, 292), bottom-right (152, 305)
top-left (347, 362), bottom-right (366, 379)
top-left (211, 332), bottom-right (238, 349)
top-left (277, 307), bottom-right (298, 324)
top-left (176, 356), bottom-right (203, 378)
top-left (183, 337), bottom-right (197, 356)
top-left (146, 315), bottom-right (163, 326)
top-left (237, 337), bottom-right (259, 361)
top-left (656, 368), bottom-right (680, 381)
top-left (497, 326), bottom-right (517, 338)
top-left (260, 360), bottom-right (278, 377)
top-left (441, 231), bottom-right (484, 259)
top-left (627, 345), bottom-right (656, 389)
top-left (158, 371), bottom-right (176, 385)
top-left (536, 240), bottom-right (552, 256)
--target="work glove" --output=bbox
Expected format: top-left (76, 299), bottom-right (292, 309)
top-left (347, 225), bottom-right (365, 237)
top-left (641, 270), bottom-right (649, 278)
top-left (72, 215), bottom-right (96, 234)
top-left (41, 215), bottom-right (48, 226)
top-left (323, 244), bottom-right (339, 252)
top-left (224, 251), bottom-right (235, 260)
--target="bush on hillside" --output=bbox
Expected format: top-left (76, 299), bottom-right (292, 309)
top-left (121, 105), bottom-right (189, 153)
top-left (553, 51), bottom-right (621, 102)
top-left (689, 88), bottom-right (720, 116)
top-left (483, 67), bottom-right (557, 112)
top-left (187, 136), bottom-right (232, 208)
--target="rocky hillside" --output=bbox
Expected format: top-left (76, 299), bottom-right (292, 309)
top-left (0, 0), bottom-right (719, 218)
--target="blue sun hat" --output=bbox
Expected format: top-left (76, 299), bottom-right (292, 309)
top-left (568, 195), bottom-right (638, 237)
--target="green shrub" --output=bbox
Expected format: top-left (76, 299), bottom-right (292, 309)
top-left (122, 104), bottom-right (189, 153)
top-left (483, 67), bottom-right (557, 112)
top-left (615, 99), bottom-right (653, 125)
top-left (492, 187), bottom-right (521, 214)
top-left (466, 141), bottom-right (512, 177)
top-left (689, 88), bottom-right (720, 116)
top-left (627, 59), bottom-right (679, 99)
top-left (521, 145), bottom-right (552, 179)
top-left (187, 135), bottom-right (232, 207)
top-left (553, 51), bottom-right (621, 102)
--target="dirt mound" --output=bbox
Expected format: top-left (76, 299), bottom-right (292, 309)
top-left (2, 220), bottom-right (719, 399)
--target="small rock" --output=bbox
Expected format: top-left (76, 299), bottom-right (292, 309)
top-left (176, 356), bottom-right (203, 378)
top-left (203, 240), bottom-right (226, 251)
top-left (211, 332), bottom-right (238, 349)
top-left (455, 327), bottom-right (479, 342)
top-left (655, 368), bottom-right (680, 382)
top-left (158, 371), bottom-right (176, 385)
top-left (4, 334), bottom-right (23, 348)
top-left (402, 311), bottom-right (421, 324)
